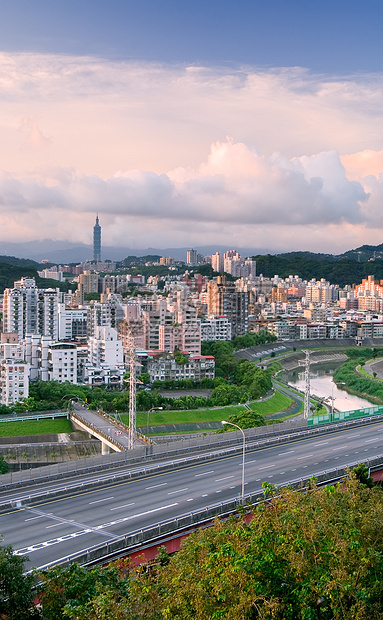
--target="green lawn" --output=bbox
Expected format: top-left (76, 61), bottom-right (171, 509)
top-left (0, 419), bottom-right (73, 437)
top-left (122, 389), bottom-right (294, 428)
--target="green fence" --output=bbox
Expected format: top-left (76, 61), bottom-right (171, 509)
top-left (0, 411), bottom-right (69, 423)
top-left (308, 405), bottom-right (383, 426)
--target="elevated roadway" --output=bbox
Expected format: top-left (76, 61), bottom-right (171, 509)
top-left (2, 419), bottom-right (383, 570)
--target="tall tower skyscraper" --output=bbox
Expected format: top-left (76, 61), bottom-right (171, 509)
top-left (93, 215), bottom-right (101, 262)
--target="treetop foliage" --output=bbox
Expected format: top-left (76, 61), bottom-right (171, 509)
top-left (28, 473), bottom-right (383, 619)
top-left (254, 252), bottom-right (383, 286)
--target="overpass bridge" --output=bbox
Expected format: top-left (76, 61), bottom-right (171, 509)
top-left (69, 405), bottom-right (150, 454)
top-left (2, 415), bottom-right (383, 570)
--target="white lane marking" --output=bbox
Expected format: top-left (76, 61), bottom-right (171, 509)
top-left (195, 471), bottom-right (214, 477)
top-left (168, 488), bottom-right (188, 495)
top-left (46, 523), bottom-right (66, 529)
top-left (332, 446), bottom-right (347, 450)
top-left (25, 516), bottom-right (45, 522)
top-left (278, 451), bottom-right (294, 455)
top-left (216, 490), bottom-right (222, 493)
top-left (348, 434), bottom-right (360, 438)
top-left (110, 503), bottom-right (135, 511)
top-left (16, 504), bottom-right (180, 556)
top-left (89, 497), bottom-right (114, 505)
top-left (297, 455), bottom-right (313, 460)
top-left (259, 465), bottom-right (275, 470)
top-left (291, 468), bottom-right (296, 471)
top-left (202, 494), bottom-right (208, 497)
top-left (279, 471), bottom-right (285, 474)
top-left (314, 442), bottom-right (328, 446)
top-left (186, 498), bottom-right (193, 501)
top-left (246, 459), bottom-right (257, 464)
top-left (365, 438), bottom-right (380, 443)
top-left (256, 478), bottom-right (261, 481)
top-left (146, 483), bottom-right (168, 490)
top-left (215, 476), bottom-right (234, 481)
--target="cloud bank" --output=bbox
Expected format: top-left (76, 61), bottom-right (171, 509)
top-left (1, 53), bottom-right (383, 253)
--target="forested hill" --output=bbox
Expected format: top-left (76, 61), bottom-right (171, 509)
top-left (0, 257), bottom-right (71, 293)
top-left (254, 252), bottom-right (383, 286)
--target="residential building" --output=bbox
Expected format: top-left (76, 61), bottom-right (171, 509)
top-left (58, 304), bottom-right (88, 341)
top-left (3, 278), bottom-right (59, 341)
top-left (47, 342), bottom-right (77, 383)
top-left (146, 353), bottom-right (215, 383)
top-left (200, 315), bottom-right (232, 341)
top-left (207, 276), bottom-right (249, 337)
top-left (186, 249), bottom-right (198, 266)
top-left (0, 343), bottom-right (29, 406)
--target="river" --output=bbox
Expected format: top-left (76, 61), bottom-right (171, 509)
top-left (283, 363), bottom-right (373, 412)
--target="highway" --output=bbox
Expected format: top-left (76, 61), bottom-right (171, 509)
top-left (2, 421), bottom-right (383, 570)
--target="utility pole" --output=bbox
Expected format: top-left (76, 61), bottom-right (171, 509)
top-left (304, 350), bottom-right (311, 420)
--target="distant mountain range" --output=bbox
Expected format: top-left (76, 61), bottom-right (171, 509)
top-left (0, 241), bottom-right (269, 264)
top-left (0, 239), bottom-right (383, 275)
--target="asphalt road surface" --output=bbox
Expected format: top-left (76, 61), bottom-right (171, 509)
top-left (2, 421), bottom-right (383, 570)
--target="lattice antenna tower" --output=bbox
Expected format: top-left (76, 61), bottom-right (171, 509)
top-left (127, 328), bottom-right (137, 449)
top-left (304, 350), bottom-right (311, 420)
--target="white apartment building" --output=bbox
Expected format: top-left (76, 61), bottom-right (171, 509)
top-left (0, 343), bottom-right (29, 406)
top-left (3, 278), bottom-right (59, 341)
top-left (24, 335), bottom-right (77, 383)
top-left (200, 315), bottom-right (232, 341)
top-left (47, 343), bottom-right (77, 383)
top-left (58, 304), bottom-right (87, 340)
top-left (147, 354), bottom-right (215, 383)
top-left (86, 298), bottom-right (124, 337)
top-left (88, 326), bottom-right (124, 368)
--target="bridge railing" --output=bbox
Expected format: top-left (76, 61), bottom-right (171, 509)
top-left (70, 411), bottom-right (125, 451)
top-left (33, 453), bottom-right (383, 571)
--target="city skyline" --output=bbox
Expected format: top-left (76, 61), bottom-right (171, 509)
top-left (1, 1), bottom-right (383, 254)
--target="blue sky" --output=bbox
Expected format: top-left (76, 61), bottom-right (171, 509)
top-left (1, 0), bottom-right (382, 72)
top-left (1, 1), bottom-right (383, 253)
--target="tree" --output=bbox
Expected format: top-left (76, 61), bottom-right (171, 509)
top-left (0, 545), bottom-right (40, 619)
top-left (352, 462), bottom-right (374, 488)
top-left (126, 474), bottom-right (383, 619)
top-left (39, 562), bottom-right (129, 620)
top-left (0, 456), bottom-right (9, 474)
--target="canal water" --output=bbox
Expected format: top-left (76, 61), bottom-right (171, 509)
top-left (283, 363), bottom-right (373, 412)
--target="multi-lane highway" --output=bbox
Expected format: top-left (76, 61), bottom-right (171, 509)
top-left (2, 421), bottom-right (383, 569)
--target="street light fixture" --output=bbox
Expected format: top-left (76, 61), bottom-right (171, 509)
top-left (221, 420), bottom-right (245, 502)
top-left (147, 407), bottom-right (163, 437)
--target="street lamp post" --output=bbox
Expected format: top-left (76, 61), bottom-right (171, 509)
top-left (222, 420), bottom-right (245, 502)
top-left (329, 381), bottom-right (346, 415)
top-left (147, 407), bottom-right (163, 437)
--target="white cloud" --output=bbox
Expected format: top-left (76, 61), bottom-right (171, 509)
top-left (0, 53), bottom-right (383, 252)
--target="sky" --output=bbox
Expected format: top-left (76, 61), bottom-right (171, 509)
top-left (1, 0), bottom-right (383, 255)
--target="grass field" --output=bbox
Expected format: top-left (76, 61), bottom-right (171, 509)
top-left (121, 389), bottom-right (294, 428)
top-left (0, 419), bottom-right (73, 437)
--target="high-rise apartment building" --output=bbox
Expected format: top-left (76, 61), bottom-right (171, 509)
top-left (207, 276), bottom-right (249, 337)
top-left (93, 214), bottom-right (101, 262)
top-left (3, 278), bottom-right (59, 341)
top-left (211, 252), bottom-right (224, 273)
top-left (186, 249), bottom-right (198, 266)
